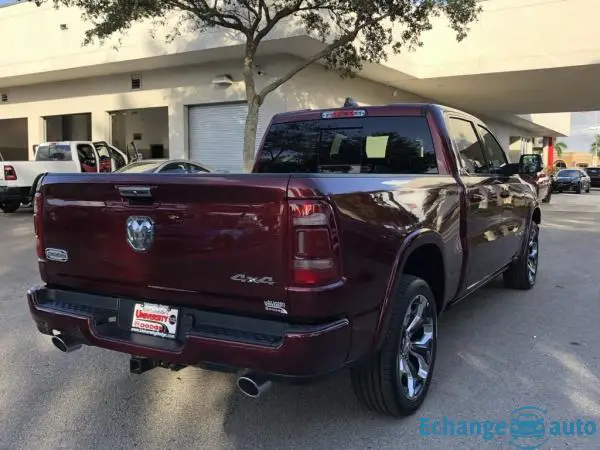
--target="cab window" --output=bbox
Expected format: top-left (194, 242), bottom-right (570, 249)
top-left (448, 118), bottom-right (488, 174)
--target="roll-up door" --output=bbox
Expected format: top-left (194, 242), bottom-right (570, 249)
top-left (188, 102), bottom-right (268, 172)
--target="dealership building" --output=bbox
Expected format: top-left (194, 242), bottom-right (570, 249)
top-left (2, 0), bottom-right (593, 172)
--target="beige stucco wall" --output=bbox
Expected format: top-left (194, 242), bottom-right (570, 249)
top-left (0, 2), bottom-right (304, 82)
top-left (2, 0), bottom-right (596, 83)
top-left (0, 0), bottom-right (576, 140)
top-left (0, 54), bottom-right (538, 162)
top-left (395, 0), bottom-right (600, 78)
top-left (520, 113), bottom-right (571, 137)
top-left (0, 55), bottom-right (427, 160)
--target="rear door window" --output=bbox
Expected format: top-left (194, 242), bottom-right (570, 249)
top-left (476, 125), bottom-right (508, 169)
top-left (254, 116), bottom-right (438, 174)
top-left (35, 144), bottom-right (73, 162)
top-left (447, 118), bottom-right (488, 174)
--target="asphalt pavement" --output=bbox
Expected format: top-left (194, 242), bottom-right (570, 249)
top-left (1, 190), bottom-right (599, 450)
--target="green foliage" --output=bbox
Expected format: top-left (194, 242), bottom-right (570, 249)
top-left (31, 0), bottom-right (481, 80)
top-left (27, 0), bottom-right (482, 170)
top-left (554, 140), bottom-right (566, 157)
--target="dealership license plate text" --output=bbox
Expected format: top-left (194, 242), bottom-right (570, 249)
top-left (131, 302), bottom-right (179, 339)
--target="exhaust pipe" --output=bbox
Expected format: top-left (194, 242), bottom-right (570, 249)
top-left (236, 371), bottom-right (272, 398)
top-left (51, 334), bottom-right (82, 353)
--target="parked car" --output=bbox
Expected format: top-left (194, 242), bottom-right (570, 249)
top-left (115, 159), bottom-right (215, 174)
top-left (553, 168), bottom-right (591, 193)
top-left (0, 141), bottom-right (133, 213)
top-left (584, 167), bottom-right (600, 188)
top-left (27, 102), bottom-right (541, 418)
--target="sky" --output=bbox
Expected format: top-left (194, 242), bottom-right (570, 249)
top-left (558, 112), bottom-right (600, 152)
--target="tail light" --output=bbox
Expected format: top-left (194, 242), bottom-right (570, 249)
top-left (34, 192), bottom-right (44, 260)
top-left (288, 200), bottom-right (342, 286)
top-left (3, 165), bottom-right (17, 181)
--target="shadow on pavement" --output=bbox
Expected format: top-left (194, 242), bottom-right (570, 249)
top-left (0, 205), bottom-right (599, 450)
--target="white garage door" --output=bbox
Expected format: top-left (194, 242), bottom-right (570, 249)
top-left (188, 102), bottom-right (267, 173)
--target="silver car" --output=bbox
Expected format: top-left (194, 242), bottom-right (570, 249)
top-left (115, 159), bottom-right (217, 174)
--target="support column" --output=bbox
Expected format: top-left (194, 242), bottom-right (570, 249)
top-left (27, 115), bottom-right (44, 160)
top-left (547, 137), bottom-right (554, 167)
top-left (542, 137), bottom-right (550, 167)
top-left (168, 103), bottom-right (186, 160)
top-left (91, 109), bottom-right (110, 142)
top-left (508, 136), bottom-right (523, 163)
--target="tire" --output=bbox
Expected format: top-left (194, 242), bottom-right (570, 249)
top-left (0, 202), bottom-right (20, 213)
top-left (575, 183), bottom-right (582, 194)
top-left (586, 184), bottom-right (590, 193)
top-left (350, 274), bottom-right (438, 417)
top-left (29, 173), bottom-right (45, 201)
top-left (541, 190), bottom-right (551, 203)
top-left (503, 221), bottom-right (539, 290)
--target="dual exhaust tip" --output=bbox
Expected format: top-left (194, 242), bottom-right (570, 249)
top-left (50, 334), bottom-right (272, 398)
top-left (51, 333), bottom-right (82, 353)
top-left (236, 371), bottom-right (272, 398)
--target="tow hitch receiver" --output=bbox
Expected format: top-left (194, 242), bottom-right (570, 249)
top-left (129, 356), bottom-right (186, 374)
top-left (130, 356), bottom-right (157, 374)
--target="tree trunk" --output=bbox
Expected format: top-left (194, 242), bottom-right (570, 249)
top-left (243, 95), bottom-right (260, 172)
top-left (242, 48), bottom-right (260, 173)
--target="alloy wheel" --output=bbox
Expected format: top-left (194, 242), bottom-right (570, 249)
top-left (397, 294), bottom-right (435, 401)
top-left (527, 226), bottom-right (539, 285)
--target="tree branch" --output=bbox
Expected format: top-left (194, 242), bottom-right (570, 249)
top-left (253, 1), bottom-right (339, 46)
top-left (257, 15), bottom-right (384, 102)
top-left (254, 0), bottom-right (304, 45)
top-left (165, 0), bottom-right (247, 31)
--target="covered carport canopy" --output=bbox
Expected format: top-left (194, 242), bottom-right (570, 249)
top-left (280, 34), bottom-right (574, 138)
top-left (390, 64), bottom-right (600, 118)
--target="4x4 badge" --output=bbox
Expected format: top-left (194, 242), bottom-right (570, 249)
top-left (230, 273), bottom-right (275, 285)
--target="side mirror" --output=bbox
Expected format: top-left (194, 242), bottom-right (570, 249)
top-left (519, 154), bottom-right (543, 175)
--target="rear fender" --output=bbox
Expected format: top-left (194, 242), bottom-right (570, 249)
top-left (371, 229), bottom-right (446, 352)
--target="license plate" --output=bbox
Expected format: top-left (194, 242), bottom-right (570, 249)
top-left (131, 302), bottom-right (179, 339)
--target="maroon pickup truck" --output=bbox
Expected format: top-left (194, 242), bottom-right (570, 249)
top-left (27, 102), bottom-right (541, 418)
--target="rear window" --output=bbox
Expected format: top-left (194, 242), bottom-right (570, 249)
top-left (254, 116), bottom-right (438, 174)
top-left (116, 161), bottom-right (162, 173)
top-left (35, 144), bottom-right (73, 162)
top-left (558, 170), bottom-right (579, 177)
top-left (586, 168), bottom-right (600, 175)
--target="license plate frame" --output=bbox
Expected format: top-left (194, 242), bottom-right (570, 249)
top-left (131, 302), bottom-right (179, 340)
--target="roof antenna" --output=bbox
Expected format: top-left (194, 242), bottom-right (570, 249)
top-left (343, 97), bottom-right (359, 108)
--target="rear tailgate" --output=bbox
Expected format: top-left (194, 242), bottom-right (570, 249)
top-left (38, 173), bottom-right (292, 316)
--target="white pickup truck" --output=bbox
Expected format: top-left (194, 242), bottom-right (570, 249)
top-left (0, 140), bottom-right (134, 213)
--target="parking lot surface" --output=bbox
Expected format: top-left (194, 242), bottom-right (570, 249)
top-left (1, 191), bottom-right (599, 449)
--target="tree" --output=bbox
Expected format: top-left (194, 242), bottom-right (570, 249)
top-left (28, 0), bottom-right (482, 171)
top-left (554, 140), bottom-right (567, 158)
